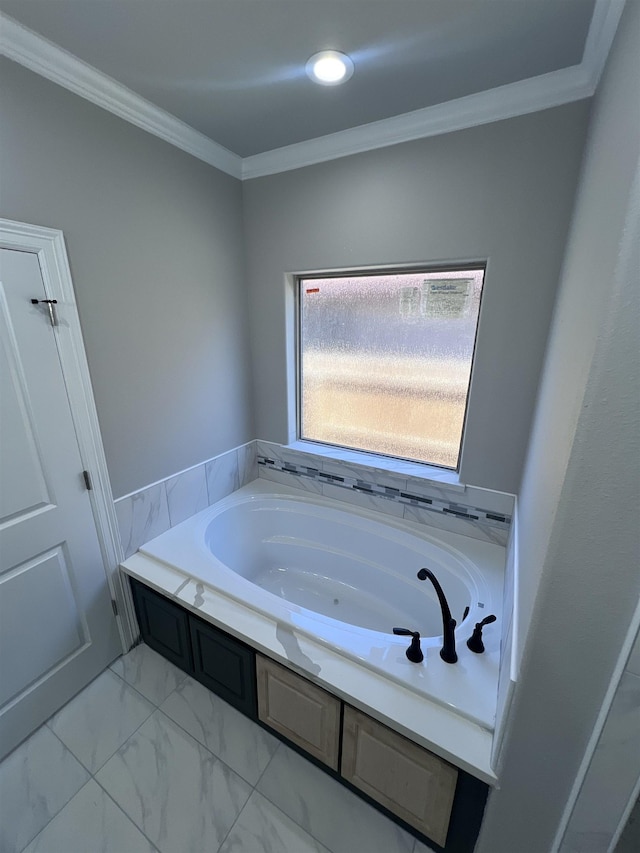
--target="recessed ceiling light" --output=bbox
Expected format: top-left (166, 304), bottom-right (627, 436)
top-left (306, 50), bottom-right (354, 86)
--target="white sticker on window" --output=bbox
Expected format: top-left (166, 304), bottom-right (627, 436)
top-left (423, 279), bottom-right (472, 319)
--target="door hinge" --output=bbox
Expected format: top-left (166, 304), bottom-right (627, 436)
top-left (82, 470), bottom-right (93, 490)
top-left (111, 599), bottom-right (118, 616)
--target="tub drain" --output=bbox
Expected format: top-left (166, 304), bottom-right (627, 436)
top-left (333, 598), bottom-right (339, 605)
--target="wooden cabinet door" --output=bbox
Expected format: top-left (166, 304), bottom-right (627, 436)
top-left (130, 579), bottom-right (193, 674)
top-left (341, 706), bottom-right (458, 847)
top-left (256, 656), bottom-right (340, 770)
top-left (189, 615), bottom-right (256, 718)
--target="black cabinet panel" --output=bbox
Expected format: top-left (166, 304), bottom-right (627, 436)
top-left (189, 615), bottom-right (257, 718)
top-left (130, 578), bottom-right (193, 674)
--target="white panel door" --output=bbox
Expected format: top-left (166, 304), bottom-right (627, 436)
top-left (0, 248), bottom-right (121, 759)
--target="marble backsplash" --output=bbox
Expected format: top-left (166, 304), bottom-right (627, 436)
top-left (115, 438), bottom-right (515, 557)
top-left (114, 442), bottom-right (257, 558)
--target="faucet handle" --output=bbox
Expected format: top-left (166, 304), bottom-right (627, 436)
top-left (393, 627), bottom-right (424, 663)
top-left (466, 615), bottom-right (497, 654)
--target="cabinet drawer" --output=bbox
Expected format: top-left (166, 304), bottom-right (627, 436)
top-left (341, 706), bottom-right (458, 847)
top-left (256, 656), bottom-right (340, 770)
top-left (130, 579), bottom-right (193, 674)
top-left (189, 616), bottom-right (256, 718)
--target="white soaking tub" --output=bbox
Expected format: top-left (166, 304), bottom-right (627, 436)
top-left (125, 479), bottom-right (505, 739)
top-left (202, 493), bottom-right (477, 639)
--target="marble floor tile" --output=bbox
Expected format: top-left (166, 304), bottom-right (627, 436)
top-left (220, 790), bottom-right (332, 853)
top-left (110, 642), bottom-right (186, 705)
top-left (96, 710), bottom-right (251, 853)
top-left (22, 780), bottom-right (157, 853)
top-left (257, 743), bottom-right (414, 853)
top-left (160, 675), bottom-right (279, 785)
top-left (48, 669), bottom-right (155, 773)
top-left (0, 724), bottom-right (89, 853)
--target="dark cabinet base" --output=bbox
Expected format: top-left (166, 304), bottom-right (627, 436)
top-left (127, 576), bottom-right (487, 853)
top-left (130, 578), bottom-right (256, 718)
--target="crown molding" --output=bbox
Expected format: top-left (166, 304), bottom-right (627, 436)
top-left (581, 0), bottom-right (627, 90)
top-left (241, 64), bottom-right (593, 179)
top-left (0, 13), bottom-right (242, 179)
top-left (0, 0), bottom-right (626, 182)
top-left (242, 0), bottom-right (626, 180)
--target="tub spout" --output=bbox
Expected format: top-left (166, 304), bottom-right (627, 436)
top-left (417, 568), bottom-right (458, 664)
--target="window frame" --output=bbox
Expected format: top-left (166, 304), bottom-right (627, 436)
top-left (293, 262), bottom-right (487, 473)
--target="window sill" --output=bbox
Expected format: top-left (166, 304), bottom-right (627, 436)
top-left (285, 440), bottom-right (465, 493)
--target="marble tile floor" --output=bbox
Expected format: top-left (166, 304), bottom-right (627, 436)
top-left (0, 643), bottom-right (436, 853)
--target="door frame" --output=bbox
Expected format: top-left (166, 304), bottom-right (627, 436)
top-left (0, 218), bottom-right (137, 650)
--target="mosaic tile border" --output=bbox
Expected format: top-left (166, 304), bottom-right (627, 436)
top-left (257, 455), bottom-right (511, 530)
top-left (115, 439), bottom-right (513, 558)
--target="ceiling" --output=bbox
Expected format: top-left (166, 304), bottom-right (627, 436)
top-left (0, 1), bottom-right (623, 178)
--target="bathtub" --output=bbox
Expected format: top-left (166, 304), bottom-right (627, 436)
top-left (129, 479), bottom-right (505, 732)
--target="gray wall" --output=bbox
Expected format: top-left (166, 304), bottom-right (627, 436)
top-left (242, 103), bottom-right (590, 493)
top-left (0, 58), bottom-right (254, 498)
top-left (478, 0), bottom-right (640, 849)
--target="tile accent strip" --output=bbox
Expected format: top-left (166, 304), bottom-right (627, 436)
top-left (114, 438), bottom-right (512, 557)
top-left (257, 455), bottom-right (511, 531)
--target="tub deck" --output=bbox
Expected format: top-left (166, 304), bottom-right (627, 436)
top-left (120, 480), bottom-right (506, 784)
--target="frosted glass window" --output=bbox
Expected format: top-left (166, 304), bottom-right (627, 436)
top-left (298, 267), bottom-right (485, 470)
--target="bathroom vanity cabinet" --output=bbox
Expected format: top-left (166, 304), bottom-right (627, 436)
top-left (129, 577), bottom-right (487, 853)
